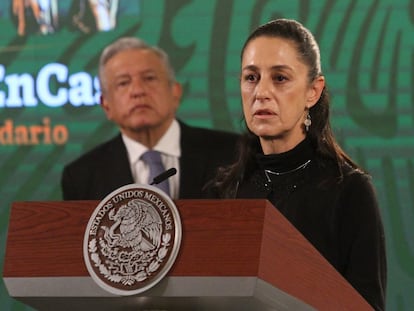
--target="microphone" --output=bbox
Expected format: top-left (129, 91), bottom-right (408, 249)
top-left (150, 168), bottom-right (177, 185)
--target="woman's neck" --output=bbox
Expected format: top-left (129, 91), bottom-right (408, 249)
top-left (259, 134), bottom-right (307, 155)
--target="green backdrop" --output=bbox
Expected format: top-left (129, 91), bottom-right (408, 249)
top-left (0, 0), bottom-right (413, 310)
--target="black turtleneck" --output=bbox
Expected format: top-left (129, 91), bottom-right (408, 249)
top-left (236, 138), bottom-right (387, 311)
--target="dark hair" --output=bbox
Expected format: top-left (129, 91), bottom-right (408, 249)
top-left (212, 19), bottom-right (361, 198)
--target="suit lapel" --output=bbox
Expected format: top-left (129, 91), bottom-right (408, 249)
top-left (179, 123), bottom-right (207, 198)
top-left (99, 134), bottom-right (135, 193)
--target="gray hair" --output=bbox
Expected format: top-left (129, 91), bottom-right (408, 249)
top-left (98, 37), bottom-right (176, 93)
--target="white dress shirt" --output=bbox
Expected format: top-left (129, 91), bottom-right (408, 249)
top-left (122, 119), bottom-right (181, 199)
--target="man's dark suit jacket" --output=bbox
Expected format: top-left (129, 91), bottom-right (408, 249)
top-left (61, 122), bottom-right (240, 200)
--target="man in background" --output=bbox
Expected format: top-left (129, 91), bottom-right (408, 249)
top-left (61, 36), bottom-right (239, 200)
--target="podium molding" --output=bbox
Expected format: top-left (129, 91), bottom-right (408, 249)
top-left (3, 199), bottom-right (372, 311)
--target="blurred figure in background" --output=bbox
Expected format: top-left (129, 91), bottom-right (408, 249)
top-left (12, 0), bottom-right (58, 35)
top-left (72, 0), bottom-right (118, 33)
top-left (62, 37), bottom-right (239, 200)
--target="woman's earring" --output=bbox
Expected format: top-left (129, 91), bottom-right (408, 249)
top-left (304, 112), bottom-right (311, 132)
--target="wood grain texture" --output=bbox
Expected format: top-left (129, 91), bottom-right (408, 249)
top-left (4, 199), bottom-right (372, 310)
top-left (3, 199), bottom-right (265, 277)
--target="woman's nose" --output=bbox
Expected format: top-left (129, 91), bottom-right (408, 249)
top-left (255, 78), bottom-right (271, 100)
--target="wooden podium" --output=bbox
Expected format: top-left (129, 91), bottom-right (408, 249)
top-left (3, 199), bottom-right (372, 310)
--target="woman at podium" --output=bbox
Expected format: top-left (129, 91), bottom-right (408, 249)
top-left (207, 18), bottom-right (387, 311)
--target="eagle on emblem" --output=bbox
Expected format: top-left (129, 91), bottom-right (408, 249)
top-left (104, 199), bottom-right (162, 252)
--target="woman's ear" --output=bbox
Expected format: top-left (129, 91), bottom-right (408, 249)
top-left (307, 76), bottom-right (325, 108)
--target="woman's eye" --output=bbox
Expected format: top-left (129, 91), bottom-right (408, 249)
top-left (245, 74), bottom-right (258, 82)
top-left (274, 75), bottom-right (287, 82)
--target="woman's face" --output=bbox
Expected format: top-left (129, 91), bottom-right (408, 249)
top-left (241, 36), bottom-right (324, 153)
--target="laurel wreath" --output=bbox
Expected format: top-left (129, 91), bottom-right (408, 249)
top-left (88, 233), bottom-right (171, 286)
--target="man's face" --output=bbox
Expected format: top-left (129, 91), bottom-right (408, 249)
top-left (100, 48), bottom-right (181, 140)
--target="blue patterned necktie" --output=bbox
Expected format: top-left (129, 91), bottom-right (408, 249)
top-left (141, 150), bottom-right (170, 195)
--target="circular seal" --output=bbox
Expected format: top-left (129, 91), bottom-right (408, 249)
top-left (83, 184), bottom-right (182, 296)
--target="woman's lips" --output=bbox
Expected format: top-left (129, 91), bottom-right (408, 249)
top-left (254, 109), bottom-right (276, 117)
